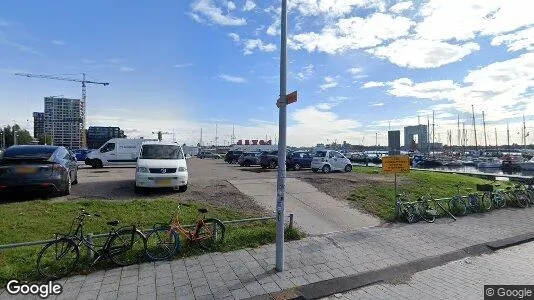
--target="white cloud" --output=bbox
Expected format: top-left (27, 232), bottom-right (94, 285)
top-left (369, 102), bottom-right (384, 106)
top-left (52, 39), bottom-right (65, 45)
top-left (191, 0), bottom-right (246, 26)
top-left (368, 39), bottom-right (480, 68)
top-left (491, 26), bottom-right (534, 52)
top-left (188, 12), bottom-right (205, 24)
top-left (219, 74), bottom-right (247, 83)
top-left (290, 13), bottom-right (414, 54)
top-left (296, 64), bottom-right (314, 81)
top-left (316, 103), bottom-right (332, 110)
top-left (415, 1), bottom-right (534, 42)
top-left (243, 0), bottom-right (256, 11)
top-left (288, 0), bottom-right (386, 17)
top-left (346, 67), bottom-right (363, 75)
top-left (173, 63), bottom-right (195, 68)
top-left (389, 1), bottom-right (412, 14)
top-left (362, 81), bottom-right (385, 88)
top-left (266, 18), bottom-right (280, 36)
top-left (120, 66), bottom-right (135, 72)
top-left (227, 1), bottom-right (236, 11)
top-left (384, 77), bottom-right (459, 100)
top-left (320, 76), bottom-right (338, 90)
top-left (243, 39), bottom-right (277, 55)
top-left (228, 32), bottom-right (240, 42)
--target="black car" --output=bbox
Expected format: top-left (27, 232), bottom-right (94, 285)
top-left (260, 151), bottom-right (278, 169)
top-left (225, 150), bottom-right (243, 164)
top-left (286, 151), bottom-right (313, 170)
top-left (0, 145), bottom-right (78, 196)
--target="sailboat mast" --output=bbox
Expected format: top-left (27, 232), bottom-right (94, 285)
top-left (432, 110), bottom-right (435, 157)
top-left (472, 105), bottom-right (478, 149)
top-left (457, 114), bottom-right (460, 148)
top-left (495, 127), bottom-right (498, 150)
top-left (507, 123), bottom-right (510, 150)
top-left (523, 115), bottom-right (527, 149)
top-left (482, 111), bottom-right (487, 150)
top-left (427, 116), bottom-right (430, 153)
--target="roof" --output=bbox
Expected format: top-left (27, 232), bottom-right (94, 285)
top-left (141, 141), bottom-right (181, 146)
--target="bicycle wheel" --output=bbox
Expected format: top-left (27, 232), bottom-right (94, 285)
top-left (145, 226), bottom-right (179, 261)
top-left (478, 193), bottom-right (492, 212)
top-left (515, 190), bottom-right (529, 208)
top-left (405, 204), bottom-right (419, 223)
top-left (493, 192), bottom-right (506, 208)
top-left (108, 228), bottom-right (147, 266)
top-left (418, 202), bottom-right (436, 223)
top-left (37, 238), bottom-right (79, 280)
top-left (449, 196), bottom-right (467, 216)
top-left (197, 218), bottom-right (225, 250)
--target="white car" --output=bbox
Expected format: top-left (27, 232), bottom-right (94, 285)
top-left (311, 150), bottom-right (353, 173)
top-left (135, 142), bottom-right (188, 193)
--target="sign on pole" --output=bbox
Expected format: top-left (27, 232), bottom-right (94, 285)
top-left (382, 155), bottom-right (410, 174)
top-left (276, 90), bottom-right (297, 108)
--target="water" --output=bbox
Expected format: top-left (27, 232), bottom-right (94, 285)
top-left (354, 163), bottom-right (534, 177)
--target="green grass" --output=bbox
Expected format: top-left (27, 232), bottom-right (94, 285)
top-left (0, 199), bottom-right (303, 285)
top-left (348, 169), bottom-right (513, 221)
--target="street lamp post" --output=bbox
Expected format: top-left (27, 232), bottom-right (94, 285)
top-left (275, 0), bottom-right (288, 272)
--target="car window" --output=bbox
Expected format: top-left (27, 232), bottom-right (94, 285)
top-left (140, 145), bottom-right (184, 159)
top-left (100, 143), bottom-right (115, 153)
top-left (315, 151), bottom-right (327, 157)
top-left (2, 146), bottom-right (56, 159)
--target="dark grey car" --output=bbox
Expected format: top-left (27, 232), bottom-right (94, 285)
top-left (0, 145), bottom-right (78, 196)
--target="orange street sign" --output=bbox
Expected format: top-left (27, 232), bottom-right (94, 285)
top-left (382, 155), bottom-right (410, 174)
top-left (276, 91), bottom-right (298, 108)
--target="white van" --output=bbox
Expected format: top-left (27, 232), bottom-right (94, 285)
top-left (311, 150), bottom-right (353, 173)
top-left (135, 141), bottom-right (188, 193)
top-left (85, 138), bottom-right (156, 168)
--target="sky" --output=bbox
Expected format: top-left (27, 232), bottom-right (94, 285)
top-left (1, 0), bottom-right (534, 147)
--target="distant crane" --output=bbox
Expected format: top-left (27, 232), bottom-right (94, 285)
top-left (14, 72), bottom-right (109, 148)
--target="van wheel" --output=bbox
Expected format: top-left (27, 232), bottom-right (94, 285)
top-left (178, 185), bottom-right (188, 193)
top-left (91, 159), bottom-right (103, 169)
top-left (134, 184), bottom-right (143, 194)
top-left (62, 174), bottom-right (71, 196)
top-left (72, 172), bottom-right (78, 185)
top-left (294, 163), bottom-right (301, 171)
top-left (344, 164), bottom-right (352, 172)
top-left (269, 161), bottom-right (277, 169)
top-left (322, 165), bottom-right (331, 174)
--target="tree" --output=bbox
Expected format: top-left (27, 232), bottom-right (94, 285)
top-left (39, 134), bottom-right (53, 145)
top-left (16, 129), bottom-right (33, 145)
top-left (1, 124), bottom-right (34, 147)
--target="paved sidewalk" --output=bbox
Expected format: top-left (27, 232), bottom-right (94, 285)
top-left (2, 207), bottom-right (534, 300)
top-left (229, 178), bottom-right (380, 234)
top-left (330, 241), bottom-right (534, 299)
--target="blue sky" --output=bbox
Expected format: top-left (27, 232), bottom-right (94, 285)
top-left (1, 0), bottom-right (533, 146)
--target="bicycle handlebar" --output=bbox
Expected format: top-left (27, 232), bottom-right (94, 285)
top-left (79, 210), bottom-right (101, 218)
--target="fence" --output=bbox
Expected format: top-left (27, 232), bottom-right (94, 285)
top-left (0, 213), bottom-right (295, 253)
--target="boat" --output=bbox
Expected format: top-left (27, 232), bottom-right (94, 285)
top-left (519, 158), bottom-right (534, 171)
top-left (412, 156), bottom-right (443, 168)
top-left (442, 160), bottom-right (464, 167)
top-left (476, 157), bottom-right (502, 169)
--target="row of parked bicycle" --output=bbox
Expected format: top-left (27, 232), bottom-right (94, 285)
top-left (36, 207), bottom-right (224, 280)
top-left (395, 182), bottom-right (534, 224)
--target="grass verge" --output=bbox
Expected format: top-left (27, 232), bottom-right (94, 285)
top-left (0, 199), bottom-right (303, 285)
top-left (349, 168), bottom-right (513, 221)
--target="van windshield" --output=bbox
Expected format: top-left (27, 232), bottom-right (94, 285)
top-left (140, 145), bottom-right (184, 159)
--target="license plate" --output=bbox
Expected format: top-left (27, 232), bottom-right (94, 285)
top-left (15, 166), bottom-right (38, 174)
top-left (156, 179), bottom-right (172, 186)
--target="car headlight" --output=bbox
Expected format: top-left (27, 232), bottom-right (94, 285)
top-left (178, 167), bottom-right (187, 172)
top-left (137, 167), bottom-right (149, 173)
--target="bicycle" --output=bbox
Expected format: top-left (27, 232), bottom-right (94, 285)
top-left (480, 183), bottom-right (505, 209)
top-left (449, 185), bottom-right (467, 216)
top-left (394, 193), bottom-right (410, 222)
top-left (145, 206), bottom-right (226, 261)
top-left (415, 193), bottom-right (437, 223)
top-left (506, 185), bottom-right (529, 208)
top-left (37, 210), bottom-right (147, 280)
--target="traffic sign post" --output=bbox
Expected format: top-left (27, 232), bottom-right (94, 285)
top-left (276, 90), bottom-right (297, 108)
top-left (382, 155), bottom-right (410, 199)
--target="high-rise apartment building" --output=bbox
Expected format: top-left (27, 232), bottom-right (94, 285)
top-left (43, 96), bottom-right (86, 149)
top-left (87, 126), bottom-right (126, 149)
top-left (32, 112), bottom-right (45, 139)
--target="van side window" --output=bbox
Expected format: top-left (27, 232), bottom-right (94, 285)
top-left (100, 143), bottom-right (116, 153)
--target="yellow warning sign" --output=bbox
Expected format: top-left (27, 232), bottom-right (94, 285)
top-left (382, 155), bottom-right (410, 174)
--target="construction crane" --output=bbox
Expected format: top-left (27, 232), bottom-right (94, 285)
top-left (14, 73), bottom-right (110, 148)
top-left (152, 131), bottom-right (172, 142)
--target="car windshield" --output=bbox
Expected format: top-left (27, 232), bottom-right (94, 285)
top-left (140, 145), bottom-right (184, 159)
top-left (2, 147), bottom-right (56, 160)
top-left (315, 151), bottom-right (327, 157)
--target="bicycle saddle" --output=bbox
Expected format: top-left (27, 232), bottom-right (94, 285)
top-left (107, 220), bottom-right (120, 226)
top-left (198, 208), bottom-right (208, 214)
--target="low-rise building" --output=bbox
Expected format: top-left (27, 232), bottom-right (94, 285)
top-left (87, 126), bottom-right (125, 149)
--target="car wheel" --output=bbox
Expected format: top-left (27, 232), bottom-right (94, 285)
top-left (134, 184), bottom-right (143, 194)
top-left (344, 164), bottom-right (352, 172)
top-left (269, 160), bottom-right (277, 169)
top-left (72, 171), bottom-right (78, 185)
top-left (294, 163), bottom-right (301, 171)
top-left (261, 164), bottom-right (267, 169)
top-left (244, 161), bottom-right (251, 167)
top-left (232, 159), bottom-right (238, 164)
top-left (322, 165), bottom-right (331, 174)
top-left (312, 168), bottom-right (318, 173)
top-left (178, 185), bottom-right (188, 192)
top-left (91, 159), bottom-right (103, 168)
top-left (63, 174), bottom-right (72, 196)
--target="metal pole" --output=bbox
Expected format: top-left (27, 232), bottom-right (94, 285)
top-left (472, 105), bottom-right (478, 149)
top-left (482, 111), bottom-right (487, 150)
top-left (275, 0), bottom-right (287, 272)
top-left (394, 173), bottom-right (397, 200)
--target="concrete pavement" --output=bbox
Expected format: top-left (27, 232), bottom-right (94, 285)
top-left (2, 206), bottom-right (534, 299)
top-left (228, 178), bottom-right (381, 234)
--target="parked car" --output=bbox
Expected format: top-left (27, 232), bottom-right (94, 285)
top-left (85, 138), bottom-right (157, 168)
top-left (135, 142), bottom-right (188, 193)
top-left (260, 151), bottom-right (278, 169)
top-left (286, 151), bottom-right (313, 171)
top-left (225, 150), bottom-right (243, 164)
top-left (311, 150), bottom-right (352, 173)
top-left (198, 151), bottom-right (222, 159)
top-left (74, 149), bottom-right (93, 162)
top-left (238, 152), bottom-right (261, 167)
top-left (0, 145), bottom-right (78, 196)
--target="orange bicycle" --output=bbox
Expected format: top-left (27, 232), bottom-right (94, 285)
top-left (145, 206), bottom-right (225, 261)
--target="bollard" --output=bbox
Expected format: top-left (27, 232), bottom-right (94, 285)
top-left (86, 233), bottom-right (94, 261)
top-left (289, 213), bottom-right (294, 229)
